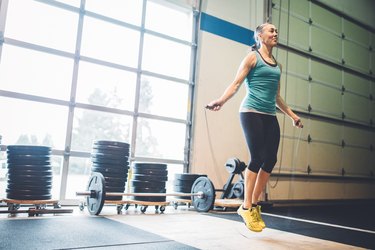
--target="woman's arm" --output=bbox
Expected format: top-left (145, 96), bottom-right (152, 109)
top-left (206, 52), bottom-right (256, 111)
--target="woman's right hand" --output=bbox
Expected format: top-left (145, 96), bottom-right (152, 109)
top-left (205, 100), bottom-right (223, 111)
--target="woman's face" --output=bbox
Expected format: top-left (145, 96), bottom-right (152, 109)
top-left (259, 24), bottom-right (278, 47)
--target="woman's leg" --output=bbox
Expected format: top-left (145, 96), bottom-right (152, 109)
top-left (239, 112), bottom-right (265, 208)
top-left (252, 115), bottom-right (280, 204)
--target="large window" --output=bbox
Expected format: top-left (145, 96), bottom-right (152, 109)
top-left (0, 0), bottom-right (197, 202)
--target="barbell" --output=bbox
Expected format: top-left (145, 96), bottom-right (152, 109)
top-left (76, 172), bottom-right (216, 215)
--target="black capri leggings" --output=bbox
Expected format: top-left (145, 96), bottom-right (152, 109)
top-left (240, 112), bottom-right (280, 173)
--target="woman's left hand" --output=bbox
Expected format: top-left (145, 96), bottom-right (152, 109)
top-left (293, 117), bottom-right (303, 128)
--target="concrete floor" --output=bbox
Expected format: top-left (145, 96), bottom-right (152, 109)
top-left (0, 202), bottom-right (372, 250)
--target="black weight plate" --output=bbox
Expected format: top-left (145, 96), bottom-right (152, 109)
top-left (7, 179), bottom-right (53, 186)
top-left (105, 186), bottom-right (125, 192)
top-left (132, 174), bottom-right (168, 182)
top-left (6, 193), bottom-right (52, 200)
top-left (7, 172), bottom-right (53, 178)
top-left (7, 183), bottom-right (53, 190)
top-left (105, 196), bottom-right (123, 201)
top-left (93, 140), bottom-right (130, 148)
top-left (92, 169), bottom-right (128, 179)
top-left (131, 196), bottom-right (166, 202)
top-left (91, 156), bottom-right (128, 166)
top-left (7, 158), bottom-right (51, 165)
top-left (92, 146), bottom-right (130, 156)
top-left (6, 145), bottom-right (51, 154)
top-left (7, 168), bottom-right (53, 175)
top-left (86, 172), bottom-right (106, 215)
top-left (191, 177), bottom-right (215, 212)
top-left (175, 173), bottom-right (207, 181)
top-left (132, 162), bottom-right (167, 170)
top-left (7, 154), bottom-right (50, 161)
top-left (91, 152), bottom-right (129, 161)
top-left (173, 185), bottom-right (192, 193)
top-left (104, 176), bottom-right (127, 185)
top-left (91, 166), bottom-right (129, 175)
top-left (91, 164), bottom-right (129, 173)
top-left (173, 179), bottom-right (195, 187)
top-left (6, 164), bottom-right (51, 171)
top-left (130, 187), bottom-right (166, 193)
top-left (6, 189), bottom-right (52, 195)
top-left (132, 168), bottom-right (168, 176)
top-left (130, 180), bottom-right (166, 189)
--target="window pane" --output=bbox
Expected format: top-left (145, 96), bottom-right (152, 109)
top-left (0, 97), bottom-right (68, 149)
top-left (85, 0), bottom-right (143, 26)
top-left (0, 45), bottom-right (73, 100)
top-left (81, 16), bottom-right (140, 67)
top-left (65, 156), bottom-right (92, 199)
top-left (143, 34), bottom-right (191, 79)
top-left (135, 118), bottom-right (185, 160)
top-left (71, 108), bottom-right (132, 152)
top-left (146, 1), bottom-right (192, 41)
top-left (76, 61), bottom-right (136, 110)
top-left (139, 75), bottom-right (189, 119)
top-left (4, 0), bottom-right (78, 52)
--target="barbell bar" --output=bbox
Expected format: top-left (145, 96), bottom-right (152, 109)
top-left (76, 172), bottom-right (216, 215)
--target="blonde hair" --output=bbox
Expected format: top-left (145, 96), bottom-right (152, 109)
top-left (253, 23), bottom-right (271, 49)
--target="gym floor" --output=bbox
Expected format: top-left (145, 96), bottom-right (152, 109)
top-left (0, 201), bottom-right (374, 249)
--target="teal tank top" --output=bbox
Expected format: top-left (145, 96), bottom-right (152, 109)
top-left (241, 52), bottom-right (281, 114)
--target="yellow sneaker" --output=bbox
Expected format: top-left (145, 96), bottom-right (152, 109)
top-left (256, 205), bottom-right (266, 229)
top-left (237, 205), bottom-right (263, 232)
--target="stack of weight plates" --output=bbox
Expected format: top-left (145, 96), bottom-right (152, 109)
top-left (6, 145), bottom-right (53, 200)
top-left (130, 162), bottom-right (168, 202)
top-left (91, 140), bottom-right (130, 201)
top-left (173, 173), bottom-right (207, 199)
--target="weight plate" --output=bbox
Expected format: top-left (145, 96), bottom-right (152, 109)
top-left (92, 169), bottom-right (128, 179)
top-left (91, 164), bottom-right (129, 172)
top-left (91, 152), bottom-right (129, 161)
top-left (173, 185), bottom-right (192, 193)
top-left (7, 179), bottom-right (53, 186)
top-left (232, 181), bottom-right (245, 199)
top-left (7, 169), bottom-right (53, 175)
top-left (173, 179), bottom-right (195, 187)
top-left (191, 177), bottom-right (215, 212)
top-left (130, 187), bottom-right (166, 193)
top-left (131, 196), bottom-right (166, 202)
top-left (92, 146), bottom-right (129, 155)
top-left (7, 154), bottom-right (50, 160)
top-left (132, 174), bottom-right (168, 182)
top-left (103, 175), bottom-right (127, 184)
top-left (7, 173), bottom-right (53, 179)
top-left (132, 168), bottom-right (168, 176)
top-left (7, 158), bottom-right (51, 165)
top-left (132, 162), bottom-right (167, 170)
top-left (130, 180), bottom-right (166, 189)
top-left (6, 164), bottom-right (51, 171)
top-left (6, 193), bottom-right (52, 200)
top-left (93, 140), bottom-right (130, 148)
top-left (105, 186), bottom-right (125, 192)
top-left (7, 183), bottom-right (53, 190)
top-left (91, 156), bottom-right (128, 166)
top-left (86, 172), bottom-right (106, 215)
top-left (6, 145), bottom-right (51, 153)
top-left (6, 189), bottom-right (52, 195)
top-left (175, 174), bottom-right (207, 181)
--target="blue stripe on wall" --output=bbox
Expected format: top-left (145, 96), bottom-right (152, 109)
top-left (200, 12), bottom-right (255, 46)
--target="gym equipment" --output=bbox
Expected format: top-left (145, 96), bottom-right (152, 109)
top-left (76, 172), bottom-right (216, 215)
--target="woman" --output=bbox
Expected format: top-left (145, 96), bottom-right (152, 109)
top-left (206, 23), bottom-right (303, 232)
